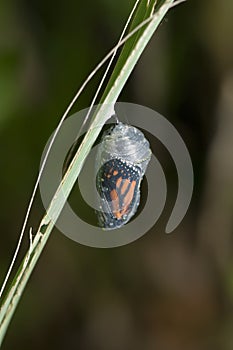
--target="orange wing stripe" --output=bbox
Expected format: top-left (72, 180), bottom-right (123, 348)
top-left (121, 179), bottom-right (130, 195)
top-left (110, 189), bottom-right (118, 201)
top-left (121, 181), bottom-right (136, 216)
top-left (110, 189), bottom-right (120, 216)
top-left (116, 176), bottom-right (122, 188)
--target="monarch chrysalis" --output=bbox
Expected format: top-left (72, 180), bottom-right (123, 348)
top-left (96, 122), bottom-right (151, 229)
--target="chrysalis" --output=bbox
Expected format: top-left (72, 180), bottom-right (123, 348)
top-left (96, 122), bottom-right (151, 230)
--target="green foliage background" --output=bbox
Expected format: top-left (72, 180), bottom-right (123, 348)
top-left (1, 0), bottom-right (233, 349)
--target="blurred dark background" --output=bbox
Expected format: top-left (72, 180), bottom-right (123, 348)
top-left (1, 0), bottom-right (233, 349)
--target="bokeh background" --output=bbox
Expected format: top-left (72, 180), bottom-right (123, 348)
top-left (1, 0), bottom-right (233, 349)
